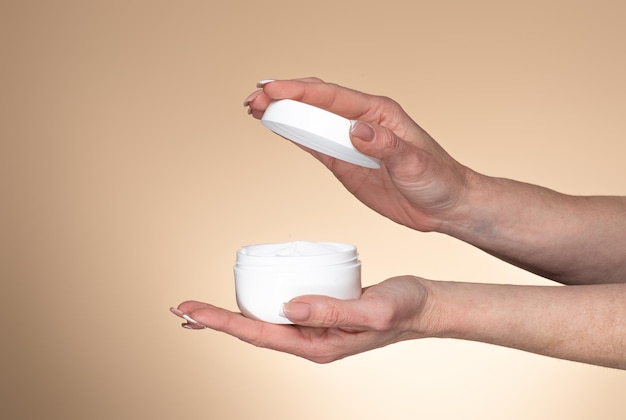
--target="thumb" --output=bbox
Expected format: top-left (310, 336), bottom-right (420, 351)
top-left (281, 295), bottom-right (369, 329)
top-left (350, 120), bottom-right (417, 165)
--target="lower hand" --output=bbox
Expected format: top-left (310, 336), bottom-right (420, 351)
top-left (171, 276), bottom-right (432, 363)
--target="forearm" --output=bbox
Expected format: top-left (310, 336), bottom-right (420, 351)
top-left (441, 171), bottom-right (626, 284)
top-left (422, 279), bottom-right (626, 369)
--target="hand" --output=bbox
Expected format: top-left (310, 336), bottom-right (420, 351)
top-left (245, 78), bottom-right (474, 232)
top-left (171, 276), bottom-right (432, 363)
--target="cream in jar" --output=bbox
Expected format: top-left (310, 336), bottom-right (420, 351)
top-left (234, 241), bottom-right (362, 324)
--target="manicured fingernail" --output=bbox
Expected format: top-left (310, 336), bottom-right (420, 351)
top-left (182, 323), bottom-right (206, 330)
top-left (170, 307), bottom-right (184, 317)
top-left (243, 89), bottom-right (262, 106)
top-left (256, 79), bottom-right (275, 88)
top-left (280, 302), bottom-right (311, 322)
top-left (171, 307), bottom-right (206, 326)
top-left (350, 121), bottom-right (375, 142)
top-left (182, 314), bottom-right (204, 326)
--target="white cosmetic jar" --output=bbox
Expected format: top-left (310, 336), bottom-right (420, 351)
top-left (234, 241), bottom-right (362, 324)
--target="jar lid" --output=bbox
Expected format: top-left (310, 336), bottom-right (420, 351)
top-left (261, 99), bottom-right (381, 169)
top-left (235, 241), bottom-right (358, 267)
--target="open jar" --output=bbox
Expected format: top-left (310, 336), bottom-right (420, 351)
top-left (234, 241), bottom-right (362, 324)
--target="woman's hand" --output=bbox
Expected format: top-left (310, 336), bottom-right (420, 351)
top-left (245, 78), bottom-right (626, 285)
top-left (245, 78), bottom-right (475, 233)
top-left (171, 276), bottom-right (432, 363)
top-left (172, 276), bottom-right (626, 368)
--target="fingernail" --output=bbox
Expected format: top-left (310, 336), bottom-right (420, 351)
top-left (182, 323), bottom-right (206, 330)
top-left (170, 307), bottom-right (184, 317)
top-left (256, 79), bottom-right (275, 88)
top-left (350, 121), bottom-right (375, 142)
top-left (182, 313), bottom-right (204, 326)
top-left (171, 307), bottom-right (206, 326)
top-left (243, 89), bottom-right (262, 106)
top-left (280, 302), bottom-right (311, 322)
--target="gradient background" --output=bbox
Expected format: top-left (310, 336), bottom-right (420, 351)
top-left (2, 1), bottom-right (625, 419)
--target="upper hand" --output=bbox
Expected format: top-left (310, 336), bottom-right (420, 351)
top-left (245, 78), bottom-right (473, 232)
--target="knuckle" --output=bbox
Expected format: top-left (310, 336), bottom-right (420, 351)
top-left (369, 307), bottom-right (396, 332)
top-left (245, 321), bottom-right (270, 349)
top-left (383, 128), bottom-right (404, 152)
top-left (376, 95), bottom-right (403, 115)
top-left (317, 304), bottom-right (345, 327)
top-left (377, 94), bottom-right (399, 107)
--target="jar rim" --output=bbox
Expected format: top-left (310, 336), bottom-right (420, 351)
top-left (235, 241), bottom-right (358, 267)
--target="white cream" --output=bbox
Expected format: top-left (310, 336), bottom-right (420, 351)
top-left (241, 241), bottom-right (349, 257)
top-left (236, 241), bottom-right (357, 267)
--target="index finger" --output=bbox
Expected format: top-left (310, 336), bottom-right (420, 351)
top-left (176, 301), bottom-right (309, 352)
top-left (262, 78), bottom-right (381, 121)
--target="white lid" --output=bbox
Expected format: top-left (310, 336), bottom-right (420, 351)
top-left (261, 99), bottom-right (381, 169)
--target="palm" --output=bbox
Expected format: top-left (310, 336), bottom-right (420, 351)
top-left (177, 276), bottom-right (428, 364)
top-left (314, 147), bottom-right (461, 233)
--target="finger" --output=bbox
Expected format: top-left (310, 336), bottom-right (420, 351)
top-left (170, 304), bottom-right (207, 329)
top-left (172, 301), bottom-right (389, 363)
top-left (243, 89), bottom-right (263, 107)
top-left (349, 120), bottom-right (426, 171)
top-left (244, 78), bottom-right (324, 118)
top-left (261, 79), bottom-right (379, 121)
top-left (281, 295), bottom-right (383, 330)
top-left (177, 301), bottom-right (308, 351)
top-left (176, 300), bottom-right (212, 315)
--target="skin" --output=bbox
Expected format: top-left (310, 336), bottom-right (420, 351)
top-left (172, 78), bottom-right (626, 369)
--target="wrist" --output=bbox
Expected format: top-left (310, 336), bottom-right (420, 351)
top-left (405, 277), bottom-right (457, 338)
top-left (433, 168), bottom-right (495, 238)
top-left (416, 279), bottom-right (497, 341)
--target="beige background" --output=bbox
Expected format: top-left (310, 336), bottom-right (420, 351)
top-left (2, 1), bottom-right (625, 419)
